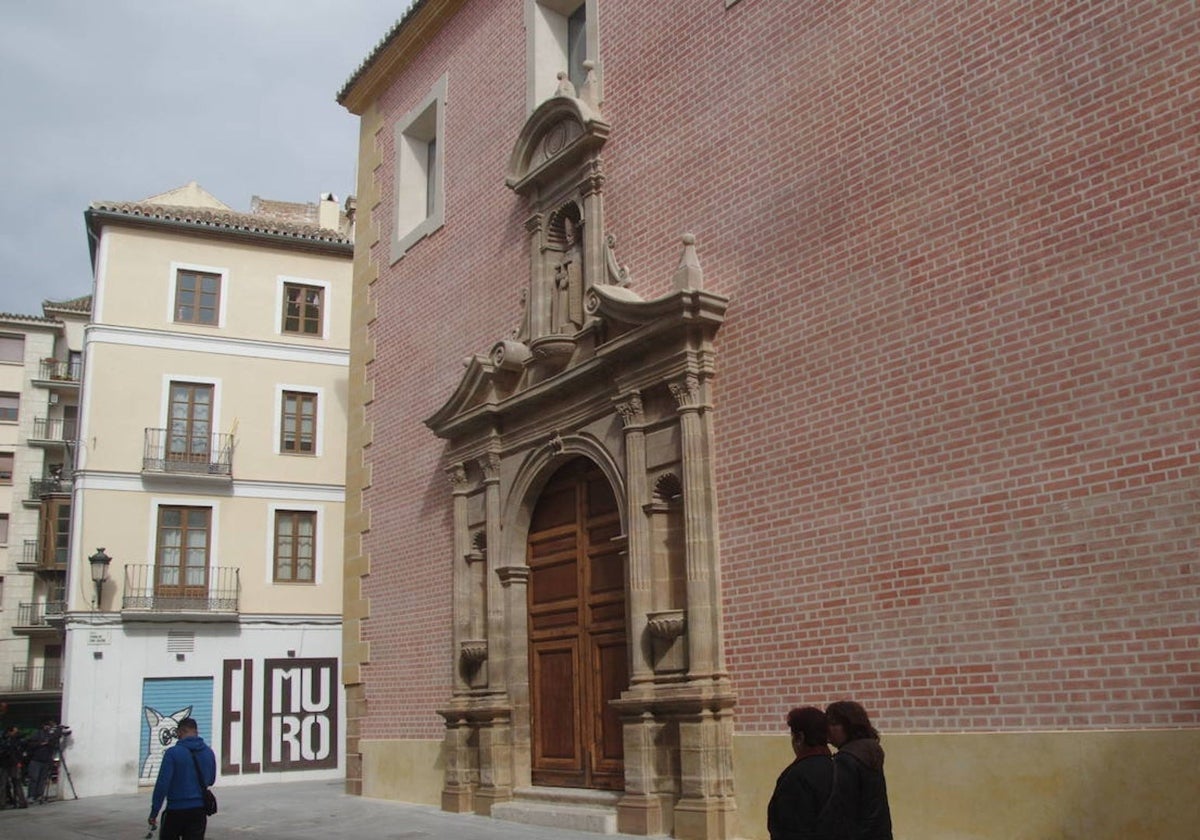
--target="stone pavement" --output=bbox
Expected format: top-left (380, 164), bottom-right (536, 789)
top-left (0, 778), bottom-right (650, 839)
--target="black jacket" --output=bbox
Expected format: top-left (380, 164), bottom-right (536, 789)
top-left (833, 738), bottom-right (893, 840)
top-left (767, 751), bottom-right (844, 840)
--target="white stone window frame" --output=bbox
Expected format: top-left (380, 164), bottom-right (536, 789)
top-left (525, 0), bottom-right (601, 112)
top-left (264, 503), bottom-right (325, 586)
top-left (273, 384), bottom-right (324, 457)
top-left (167, 261), bottom-right (229, 328)
top-left (275, 275), bottom-right (332, 340)
top-left (391, 73), bottom-right (448, 263)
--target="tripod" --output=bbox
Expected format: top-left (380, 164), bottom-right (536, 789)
top-left (53, 745), bottom-right (78, 800)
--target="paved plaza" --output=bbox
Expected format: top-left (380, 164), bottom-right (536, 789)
top-left (0, 778), bottom-right (647, 839)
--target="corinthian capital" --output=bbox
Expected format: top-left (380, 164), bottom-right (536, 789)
top-left (669, 375), bottom-right (701, 410)
top-left (614, 391), bottom-right (644, 427)
top-left (479, 452), bottom-right (502, 483)
top-left (446, 463), bottom-right (469, 492)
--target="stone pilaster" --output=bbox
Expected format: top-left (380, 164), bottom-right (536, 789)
top-left (497, 565), bottom-right (532, 787)
top-left (448, 463), bottom-right (471, 693)
top-left (481, 452), bottom-right (504, 691)
top-left (615, 390), bottom-right (654, 687)
top-left (669, 374), bottom-right (719, 679)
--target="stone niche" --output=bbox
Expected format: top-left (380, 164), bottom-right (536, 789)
top-left (425, 65), bottom-right (738, 840)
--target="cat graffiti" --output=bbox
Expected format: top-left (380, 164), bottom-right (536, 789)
top-left (139, 705), bottom-right (192, 783)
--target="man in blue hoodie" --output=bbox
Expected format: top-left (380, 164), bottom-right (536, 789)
top-left (148, 717), bottom-right (216, 839)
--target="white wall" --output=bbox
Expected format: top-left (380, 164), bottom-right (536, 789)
top-left (61, 615), bottom-right (343, 796)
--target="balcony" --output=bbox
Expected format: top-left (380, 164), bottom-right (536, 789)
top-left (30, 476), bottom-right (72, 499)
top-left (142, 428), bottom-right (234, 483)
top-left (121, 564), bottom-right (240, 621)
top-left (29, 417), bottom-right (77, 447)
top-left (35, 358), bottom-right (82, 385)
top-left (8, 664), bottom-right (63, 693)
top-left (17, 538), bottom-right (67, 572)
top-left (14, 601), bottom-right (66, 635)
top-left (17, 539), bottom-right (38, 571)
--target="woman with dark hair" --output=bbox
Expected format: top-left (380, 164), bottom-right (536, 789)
top-left (825, 700), bottom-right (893, 840)
top-left (767, 706), bottom-right (842, 840)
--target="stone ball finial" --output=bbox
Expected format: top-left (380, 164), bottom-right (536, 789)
top-left (681, 233), bottom-right (696, 246)
top-left (583, 60), bottom-right (595, 71)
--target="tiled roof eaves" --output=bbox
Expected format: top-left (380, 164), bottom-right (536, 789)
top-left (336, 0), bottom-right (427, 107)
top-left (43, 295), bottom-right (93, 314)
top-left (0, 312), bottom-right (61, 328)
top-left (86, 204), bottom-right (353, 255)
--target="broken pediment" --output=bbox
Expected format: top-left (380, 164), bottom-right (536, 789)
top-left (506, 73), bottom-right (610, 197)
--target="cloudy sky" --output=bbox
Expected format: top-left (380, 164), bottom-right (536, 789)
top-left (0, 0), bottom-right (411, 316)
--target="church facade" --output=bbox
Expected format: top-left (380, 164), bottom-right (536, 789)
top-left (337, 3), bottom-right (1200, 838)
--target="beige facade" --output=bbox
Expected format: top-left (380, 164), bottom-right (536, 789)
top-left (0, 303), bottom-right (87, 726)
top-left (61, 184), bottom-right (353, 796)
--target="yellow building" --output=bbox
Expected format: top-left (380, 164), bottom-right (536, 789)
top-left (62, 183), bottom-right (353, 795)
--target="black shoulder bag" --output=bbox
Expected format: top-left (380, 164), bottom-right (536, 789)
top-left (189, 751), bottom-right (217, 816)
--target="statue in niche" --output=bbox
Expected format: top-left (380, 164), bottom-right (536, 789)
top-left (549, 207), bottom-right (585, 334)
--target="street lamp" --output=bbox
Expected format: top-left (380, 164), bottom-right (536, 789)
top-left (89, 547), bottom-right (112, 607)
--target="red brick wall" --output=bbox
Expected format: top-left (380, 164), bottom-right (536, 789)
top-left (360, 0), bottom-right (1199, 739)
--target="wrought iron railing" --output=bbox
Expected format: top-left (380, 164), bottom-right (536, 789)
top-left (19, 538), bottom-right (67, 571)
top-left (142, 428), bottom-right (234, 476)
top-left (37, 358), bottom-right (82, 383)
top-left (31, 417), bottom-right (77, 442)
top-left (122, 564), bottom-right (240, 613)
top-left (18, 539), bottom-right (38, 570)
top-left (16, 601), bottom-right (66, 627)
top-left (9, 664), bottom-right (63, 692)
top-left (30, 476), bottom-right (72, 498)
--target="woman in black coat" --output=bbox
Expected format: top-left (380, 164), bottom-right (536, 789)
top-left (826, 701), bottom-right (893, 840)
top-left (767, 706), bottom-right (843, 840)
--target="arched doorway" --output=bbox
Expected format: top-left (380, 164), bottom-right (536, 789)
top-left (527, 457), bottom-right (627, 790)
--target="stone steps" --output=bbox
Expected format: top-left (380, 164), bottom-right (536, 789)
top-left (491, 786), bottom-right (621, 834)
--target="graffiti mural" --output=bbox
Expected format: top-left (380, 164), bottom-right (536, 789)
top-left (221, 657), bottom-right (338, 774)
top-left (139, 678), bottom-right (214, 785)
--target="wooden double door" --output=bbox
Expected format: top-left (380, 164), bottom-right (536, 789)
top-left (528, 458), bottom-right (628, 790)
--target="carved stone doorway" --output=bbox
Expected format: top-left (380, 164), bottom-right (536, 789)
top-left (528, 457), bottom-right (627, 791)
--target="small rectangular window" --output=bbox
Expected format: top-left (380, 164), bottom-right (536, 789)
top-left (274, 510), bottom-right (316, 583)
top-left (0, 335), bottom-right (23, 363)
top-left (527, 0), bottom-right (599, 111)
top-left (282, 282), bottom-right (325, 336)
top-left (175, 269), bottom-right (221, 325)
top-left (0, 514), bottom-right (9, 545)
top-left (392, 74), bottom-right (447, 262)
top-left (0, 393), bottom-right (17, 422)
top-left (281, 391), bottom-right (317, 454)
top-left (0, 452), bottom-right (12, 484)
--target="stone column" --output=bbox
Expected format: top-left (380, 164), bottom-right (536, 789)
top-left (670, 374), bottom-right (719, 679)
top-left (525, 213), bottom-right (548, 338)
top-left (448, 463), bottom-right (471, 694)
top-left (480, 452), bottom-right (504, 691)
top-left (579, 161), bottom-right (605, 304)
top-left (615, 390), bottom-right (653, 686)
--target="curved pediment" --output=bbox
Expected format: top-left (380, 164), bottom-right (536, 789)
top-left (506, 91), bottom-right (610, 196)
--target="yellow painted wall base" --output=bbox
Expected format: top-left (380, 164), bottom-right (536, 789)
top-left (736, 729), bottom-right (1200, 840)
top-left (359, 739), bottom-right (444, 807)
top-left (357, 730), bottom-right (1200, 840)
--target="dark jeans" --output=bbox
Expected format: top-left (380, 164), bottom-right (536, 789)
top-left (1, 764), bottom-right (28, 808)
top-left (161, 806), bottom-right (208, 840)
top-left (26, 759), bottom-right (51, 801)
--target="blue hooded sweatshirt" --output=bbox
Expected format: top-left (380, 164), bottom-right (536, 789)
top-left (150, 735), bottom-right (216, 818)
